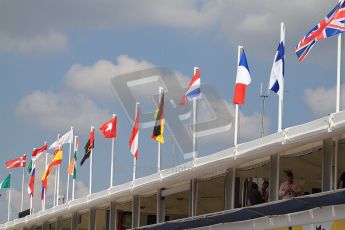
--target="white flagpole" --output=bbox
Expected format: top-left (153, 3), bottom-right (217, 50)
top-left (66, 126), bottom-right (73, 202)
top-left (89, 126), bottom-right (94, 195)
top-left (110, 115), bottom-right (116, 188)
top-left (53, 167), bottom-right (57, 206)
top-left (278, 22), bottom-right (285, 132)
top-left (234, 46), bottom-right (243, 147)
top-left (192, 67), bottom-right (199, 161)
top-left (157, 87), bottom-right (164, 172)
top-left (8, 187), bottom-right (11, 222)
top-left (132, 103), bottom-right (139, 182)
top-left (20, 158), bottom-right (25, 212)
top-left (56, 165), bottom-right (60, 205)
top-left (53, 134), bottom-right (59, 206)
top-left (337, 2), bottom-right (342, 113)
top-left (43, 151), bottom-right (48, 210)
top-left (72, 135), bottom-right (78, 200)
top-left (30, 162), bottom-right (34, 214)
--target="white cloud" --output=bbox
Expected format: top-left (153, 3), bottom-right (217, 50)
top-left (16, 91), bottom-right (110, 134)
top-left (304, 85), bottom-right (345, 116)
top-left (64, 55), bottom-right (154, 99)
top-left (0, 31), bottom-right (68, 54)
top-left (0, 0), bottom-right (336, 57)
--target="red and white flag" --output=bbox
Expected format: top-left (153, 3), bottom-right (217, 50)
top-left (233, 50), bottom-right (251, 105)
top-left (129, 108), bottom-right (140, 159)
top-left (32, 143), bottom-right (48, 161)
top-left (99, 116), bottom-right (117, 138)
top-left (5, 154), bottom-right (26, 169)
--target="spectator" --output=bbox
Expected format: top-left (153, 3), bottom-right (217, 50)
top-left (337, 172), bottom-right (345, 189)
top-left (247, 182), bottom-right (264, 206)
top-left (260, 181), bottom-right (269, 202)
top-left (279, 171), bottom-right (301, 200)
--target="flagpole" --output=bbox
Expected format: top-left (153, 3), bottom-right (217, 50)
top-left (66, 126), bottom-right (73, 202)
top-left (234, 46), bottom-right (243, 147)
top-left (72, 135), bottom-right (77, 200)
top-left (157, 88), bottom-right (164, 172)
top-left (53, 167), bottom-right (57, 206)
top-left (89, 126), bottom-right (94, 195)
top-left (192, 67), bottom-right (199, 162)
top-left (30, 162), bottom-right (34, 214)
top-left (110, 115), bottom-right (116, 188)
top-left (43, 151), bottom-right (48, 210)
top-left (278, 22), bottom-right (285, 132)
top-left (20, 161), bottom-right (25, 211)
top-left (337, 4), bottom-right (342, 113)
top-left (53, 134), bottom-right (59, 206)
top-left (8, 187), bottom-right (11, 222)
top-left (133, 102), bottom-right (139, 183)
top-left (56, 165), bottom-right (60, 205)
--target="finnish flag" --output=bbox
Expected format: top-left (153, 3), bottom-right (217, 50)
top-left (269, 37), bottom-right (285, 95)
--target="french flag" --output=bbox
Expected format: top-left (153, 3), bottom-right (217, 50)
top-left (233, 50), bottom-right (251, 105)
top-left (269, 37), bottom-right (285, 95)
top-left (180, 67), bottom-right (201, 105)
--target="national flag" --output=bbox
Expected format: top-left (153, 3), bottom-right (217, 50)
top-left (6, 154), bottom-right (26, 169)
top-left (80, 129), bottom-right (95, 166)
top-left (129, 107), bottom-right (140, 159)
top-left (152, 92), bottom-right (165, 144)
top-left (42, 149), bottom-right (63, 187)
top-left (233, 50), bottom-right (251, 105)
top-left (40, 182), bottom-right (45, 201)
top-left (49, 129), bottom-right (74, 149)
top-left (0, 174), bottom-right (11, 189)
top-left (269, 29), bottom-right (285, 95)
top-left (67, 137), bottom-right (79, 179)
top-left (99, 116), bottom-right (117, 138)
top-left (28, 159), bottom-right (33, 174)
top-left (295, 0), bottom-right (345, 62)
top-left (32, 143), bottom-right (48, 161)
top-left (180, 68), bottom-right (201, 106)
top-left (28, 168), bottom-right (35, 197)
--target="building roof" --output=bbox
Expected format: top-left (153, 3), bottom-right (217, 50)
top-left (2, 110), bottom-right (345, 229)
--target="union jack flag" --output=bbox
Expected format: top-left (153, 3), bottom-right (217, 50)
top-left (295, 0), bottom-right (345, 62)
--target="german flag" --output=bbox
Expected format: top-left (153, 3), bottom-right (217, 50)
top-left (152, 91), bottom-right (164, 144)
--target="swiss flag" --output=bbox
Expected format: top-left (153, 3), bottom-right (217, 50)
top-left (99, 116), bottom-right (117, 138)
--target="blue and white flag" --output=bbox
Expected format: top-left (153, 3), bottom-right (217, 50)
top-left (269, 34), bottom-right (285, 95)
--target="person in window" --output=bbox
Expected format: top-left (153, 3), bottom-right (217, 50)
top-left (247, 182), bottom-right (264, 206)
top-left (260, 181), bottom-right (269, 202)
top-left (337, 172), bottom-right (345, 189)
top-left (279, 171), bottom-right (301, 200)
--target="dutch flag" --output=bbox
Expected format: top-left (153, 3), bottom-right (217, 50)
top-left (269, 32), bottom-right (285, 95)
top-left (233, 50), bottom-right (251, 105)
top-left (180, 67), bottom-right (201, 106)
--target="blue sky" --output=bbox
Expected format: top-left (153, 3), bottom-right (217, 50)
top-left (0, 0), bottom-right (343, 223)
